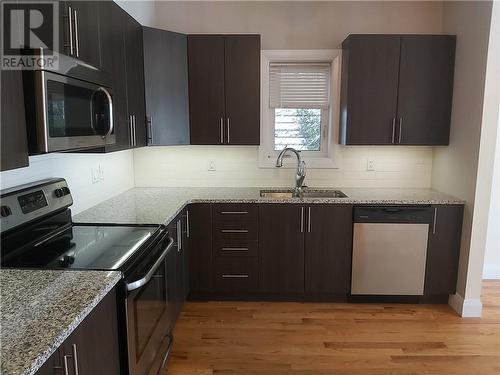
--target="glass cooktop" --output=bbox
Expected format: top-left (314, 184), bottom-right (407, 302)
top-left (1, 224), bottom-right (159, 271)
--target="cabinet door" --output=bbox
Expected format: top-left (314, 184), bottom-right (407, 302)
top-left (34, 349), bottom-right (63, 375)
top-left (425, 205), bottom-right (464, 296)
top-left (188, 36), bottom-right (225, 145)
top-left (60, 1), bottom-right (101, 67)
top-left (224, 35), bottom-right (260, 145)
top-left (259, 204), bottom-right (305, 294)
top-left (397, 36), bottom-right (455, 145)
top-left (340, 35), bottom-right (400, 145)
top-left (1, 70), bottom-right (29, 171)
top-left (99, 1), bottom-right (129, 152)
top-left (61, 289), bottom-right (120, 375)
top-left (187, 204), bottom-right (213, 295)
top-left (305, 205), bottom-right (353, 294)
top-left (124, 16), bottom-right (147, 148)
top-left (143, 28), bottom-right (190, 145)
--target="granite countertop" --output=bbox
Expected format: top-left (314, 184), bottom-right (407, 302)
top-left (74, 186), bottom-right (464, 225)
top-left (0, 269), bottom-right (122, 375)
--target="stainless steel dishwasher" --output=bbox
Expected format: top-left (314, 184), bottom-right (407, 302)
top-left (351, 206), bottom-right (433, 296)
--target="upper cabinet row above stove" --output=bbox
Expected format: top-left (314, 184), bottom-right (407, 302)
top-left (339, 34), bottom-right (456, 146)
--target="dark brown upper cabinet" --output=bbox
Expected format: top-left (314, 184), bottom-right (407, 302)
top-left (98, 1), bottom-right (129, 152)
top-left (96, 2), bottom-right (147, 152)
top-left (124, 16), bottom-right (147, 148)
top-left (188, 35), bottom-right (260, 145)
top-left (143, 28), bottom-right (190, 145)
top-left (340, 34), bottom-right (455, 146)
top-left (59, 1), bottom-right (101, 68)
top-left (1, 5), bottom-right (29, 171)
top-left (1, 70), bottom-right (29, 171)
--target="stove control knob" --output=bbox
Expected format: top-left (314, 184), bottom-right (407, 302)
top-left (0, 206), bottom-right (12, 217)
top-left (54, 188), bottom-right (65, 198)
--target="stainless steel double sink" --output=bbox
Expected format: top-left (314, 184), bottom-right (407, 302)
top-left (259, 189), bottom-right (348, 199)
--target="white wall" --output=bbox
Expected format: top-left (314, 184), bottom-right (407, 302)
top-left (480, 1), bottom-right (500, 281)
top-left (134, 0), bottom-right (443, 189)
top-left (484, 104), bottom-right (500, 279)
top-left (115, 0), bottom-right (157, 27)
top-left (0, 150), bottom-right (135, 214)
top-left (151, 1), bottom-right (444, 48)
top-left (432, 1), bottom-right (494, 316)
top-left (134, 146), bottom-right (433, 188)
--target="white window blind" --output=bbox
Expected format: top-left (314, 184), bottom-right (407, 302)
top-left (269, 63), bottom-right (331, 109)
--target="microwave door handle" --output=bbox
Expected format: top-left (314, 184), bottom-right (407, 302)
top-left (126, 238), bottom-right (174, 291)
top-left (91, 87), bottom-right (114, 136)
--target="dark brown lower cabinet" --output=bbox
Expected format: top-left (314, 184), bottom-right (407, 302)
top-left (424, 205), bottom-right (464, 297)
top-left (187, 204), bottom-right (213, 295)
top-left (35, 289), bottom-right (120, 375)
top-left (259, 204), bottom-right (353, 297)
top-left (305, 205), bottom-right (353, 295)
top-left (259, 204), bottom-right (305, 295)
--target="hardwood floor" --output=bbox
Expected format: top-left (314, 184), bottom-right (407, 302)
top-left (168, 281), bottom-right (500, 374)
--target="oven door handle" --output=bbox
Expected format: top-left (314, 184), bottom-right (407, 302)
top-left (126, 237), bottom-right (174, 291)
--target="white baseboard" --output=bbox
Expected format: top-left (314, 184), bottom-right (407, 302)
top-left (483, 264), bottom-right (500, 279)
top-left (448, 293), bottom-right (483, 317)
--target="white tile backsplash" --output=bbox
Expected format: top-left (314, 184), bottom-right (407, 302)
top-left (0, 150), bottom-right (134, 214)
top-left (134, 146), bottom-right (433, 188)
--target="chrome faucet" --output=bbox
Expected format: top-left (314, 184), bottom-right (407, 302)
top-left (276, 147), bottom-right (306, 196)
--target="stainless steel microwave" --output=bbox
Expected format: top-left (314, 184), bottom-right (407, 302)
top-left (24, 52), bottom-right (116, 153)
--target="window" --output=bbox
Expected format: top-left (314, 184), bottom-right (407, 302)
top-left (260, 50), bottom-right (341, 169)
top-left (270, 63), bottom-right (330, 153)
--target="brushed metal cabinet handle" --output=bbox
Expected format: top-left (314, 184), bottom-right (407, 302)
top-left (133, 115), bottom-right (137, 147)
top-left (222, 274), bottom-right (249, 279)
top-left (308, 206), bottom-right (311, 233)
top-left (221, 229), bottom-right (248, 233)
top-left (227, 117), bottom-right (230, 143)
top-left (186, 210), bottom-right (190, 238)
top-left (72, 344), bottom-right (80, 375)
top-left (129, 115), bottom-right (134, 147)
top-left (398, 117), bottom-right (403, 143)
top-left (221, 211), bottom-right (248, 215)
top-left (67, 7), bottom-right (74, 55)
top-left (63, 355), bottom-right (71, 375)
top-left (433, 207), bottom-right (438, 234)
top-left (220, 118), bottom-right (224, 143)
top-left (300, 206), bottom-right (304, 233)
top-left (73, 9), bottom-right (80, 58)
top-left (147, 116), bottom-right (154, 145)
top-left (221, 247), bottom-right (249, 252)
top-left (392, 118), bottom-right (396, 144)
top-left (177, 219), bottom-right (182, 252)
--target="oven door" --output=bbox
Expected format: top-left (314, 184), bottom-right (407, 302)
top-left (35, 70), bottom-right (115, 152)
top-left (125, 235), bottom-right (174, 375)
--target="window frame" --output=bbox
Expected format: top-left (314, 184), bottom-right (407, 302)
top-left (259, 50), bottom-right (342, 169)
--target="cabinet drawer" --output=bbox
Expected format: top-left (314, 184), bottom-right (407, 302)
top-left (214, 239), bottom-right (258, 257)
top-left (213, 257), bottom-right (258, 293)
top-left (213, 204), bottom-right (258, 222)
top-left (213, 222), bottom-right (258, 242)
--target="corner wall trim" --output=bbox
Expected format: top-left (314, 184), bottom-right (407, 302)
top-left (448, 293), bottom-right (483, 317)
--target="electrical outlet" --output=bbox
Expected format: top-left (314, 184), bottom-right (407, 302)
top-left (208, 160), bottom-right (216, 171)
top-left (91, 165), bottom-right (105, 183)
top-left (91, 168), bottom-right (100, 184)
top-left (98, 164), bottom-right (104, 181)
top-left (366, 159), bottom-right (375, 171)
